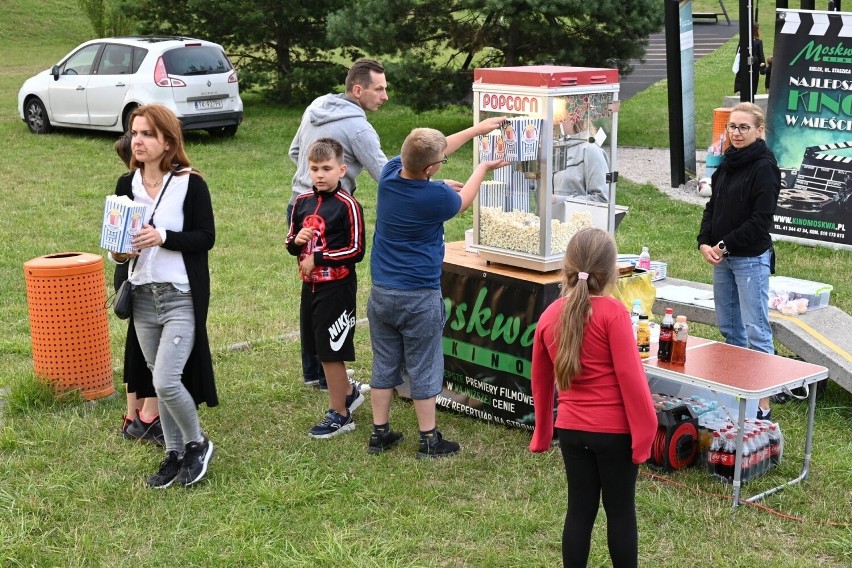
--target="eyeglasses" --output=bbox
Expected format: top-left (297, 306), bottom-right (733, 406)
top-left (725, 123), bottom-right (753, 134)
top-left (424, 154), bottom-right (449, 171)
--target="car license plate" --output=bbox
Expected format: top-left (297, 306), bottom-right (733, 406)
top-left (194, 100), bottom-right (223, 111)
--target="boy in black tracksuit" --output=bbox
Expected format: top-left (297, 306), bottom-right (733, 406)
top-left (286, 138), bottom-right (366, 438)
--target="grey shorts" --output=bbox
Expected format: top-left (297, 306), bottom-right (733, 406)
top-left (367, 286), bottom-right (445, 400)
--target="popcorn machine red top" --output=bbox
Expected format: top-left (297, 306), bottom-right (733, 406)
top-left (471, 65), bottom-right (621, 272)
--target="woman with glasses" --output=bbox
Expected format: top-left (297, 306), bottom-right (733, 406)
top-left (697, 102), bottom-right (780, 420)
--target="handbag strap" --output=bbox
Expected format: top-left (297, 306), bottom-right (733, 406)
top-left (147, 171), bottom-right (174, 227)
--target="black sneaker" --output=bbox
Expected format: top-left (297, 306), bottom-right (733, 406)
top-left (308, 409), bottom-right (355, 439)
top-left (177, 436), bottom-right (214, 486)
top-left (146, 451), bottom-right (182, 489)
top-left (345, 387), bottom-right (365, 414)
top-left (125, 413), bottom-right (165, 447)
top-left (417, 430), bottom-right (460, 459)
top-left (368, 430), bottom-right (404, 454)
top-left (120, 415), bottom-right (133, 439)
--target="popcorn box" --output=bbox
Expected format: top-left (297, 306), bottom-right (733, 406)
top-left (100, 195), bottom-right (147, 253)
top-left (507, 117), bottom-right (543, 161)
top-left (480, 180), bottom-right (508, 210)
top-left (502, 122), bottom-right (519, 161)
top-left (478, 135), bottom-right (493, 162)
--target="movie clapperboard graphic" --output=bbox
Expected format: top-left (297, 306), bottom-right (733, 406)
top-left (778, 142), bottom-right (852, 213)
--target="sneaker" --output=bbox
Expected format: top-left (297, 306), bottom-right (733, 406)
top-left (770, 393), bottom-right (791, 404)
top-left (177, 436), bottom-right (214, 486)
top-left (146, 451), bottom-right (182, 489)
top-left (303, 378), bottom-right (321, 387)
top-left (756, 407), bottom-right (772, 421)
top-left (120, 415), bottom-right (133, 439)
top-left (308, 409), bottom-right (355, 439)
top-left (125, 412), bottom-right (165, 447)
top-left (417, 430), bottom-right (460, 459)
top-left (368, 429), bottom-right (404, 454)
top-left (347, 369), bottom-right (371, 393)
top-left (345, 386), bottom-right (365, 414)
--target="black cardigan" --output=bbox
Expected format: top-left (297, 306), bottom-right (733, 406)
top-left (113, 171), bottom-right (218, 407)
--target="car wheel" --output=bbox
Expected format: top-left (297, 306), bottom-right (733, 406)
top-left (122, 105), bottom-right (138, 133)
top-left (25, 98), bottom-right (53, 134)
top-left (207, 125), bottom-right (238, 138)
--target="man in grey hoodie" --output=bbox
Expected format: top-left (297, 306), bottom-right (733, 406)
top-left (287, 59), bottom-right (388, 390)
top-left (289, 59), bottom-right (388, 208)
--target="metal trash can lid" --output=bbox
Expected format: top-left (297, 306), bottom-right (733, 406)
top-left (24, 252), bottom-right (104, 278)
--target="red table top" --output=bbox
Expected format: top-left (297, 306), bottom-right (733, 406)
top-left (644, 337), bottom-right (828, 399)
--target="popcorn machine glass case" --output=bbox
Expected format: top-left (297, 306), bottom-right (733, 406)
top-left (472, 66), bottom-right (620, 272)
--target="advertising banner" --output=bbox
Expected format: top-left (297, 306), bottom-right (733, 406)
top-left (680, 1), bottom-right (697, 176)
top-left (436, 262), bottom-right (561, 431)
top-left (766, 9), bottom-right (852, 249)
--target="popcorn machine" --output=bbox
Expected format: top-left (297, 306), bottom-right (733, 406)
top-left (472, 65), bottom-right (621, 272)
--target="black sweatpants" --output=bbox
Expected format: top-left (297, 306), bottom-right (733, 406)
top-left (556, 429), bottom-right (639, 568)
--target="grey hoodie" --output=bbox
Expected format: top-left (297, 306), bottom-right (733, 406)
top-left (289, 93), bottom-right (387, 197)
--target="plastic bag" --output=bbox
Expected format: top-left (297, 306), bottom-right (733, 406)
top-left (611, 270), bottom-right (656, 317)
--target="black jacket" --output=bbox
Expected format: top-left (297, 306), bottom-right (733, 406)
top-left (285, 183), bottom-right (365, 284)
top-left (114, 171), bottom-right (218, 407)
top-left (697, 138), bottom-right (780, 257)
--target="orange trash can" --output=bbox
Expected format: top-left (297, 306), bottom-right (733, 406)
top-left (711, 107), bottom-right (733, 152)
top-left (23, 252), bottom-right (114, 400)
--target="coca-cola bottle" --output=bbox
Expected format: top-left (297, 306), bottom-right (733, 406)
top-left (718, 432), bottom-right (736, 483)
top-left (740, 432), bottom-right (753, 483)
top-left (657, 308), bottom-right (674, 362)
top-left (768, 422), bottom-right (784, 467)
top-left (706, 430), bottom-right (722, 478)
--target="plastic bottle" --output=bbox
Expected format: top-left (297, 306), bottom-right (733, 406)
top-left (670, 315), bottom-right (689, 365)
top-left (636, 315), bottom-right (651, 360)
top-left (768, 422), bottom-right (784, 467)
top-left (631, 299), bottom-right (642, 339)
top-left (758, 426), bottom-right (771, 475)
top-left (657, 308), bottom-right (675, 362)
top-left (718, 432), bottom-right (736, 483)
top-left (740, 432), bottom-right (753, 483)
top-left (706, 430), bottom-right (722, 478)
top-left (638, 246), bottom-right (651, 270)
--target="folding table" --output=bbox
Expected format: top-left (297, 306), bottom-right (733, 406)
top-left (643, 337), bottom-right (828, 507)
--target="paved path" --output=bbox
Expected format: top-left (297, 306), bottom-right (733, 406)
top-left (620, 19), bottom-right (739, 100)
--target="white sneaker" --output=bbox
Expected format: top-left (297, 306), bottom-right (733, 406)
top-left (347, 368), bottom-right (371, 393)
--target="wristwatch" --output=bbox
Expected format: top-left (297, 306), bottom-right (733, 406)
top-left (717, 240), bottom-right (729, 256)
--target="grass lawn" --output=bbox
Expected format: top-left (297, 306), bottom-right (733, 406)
top-left (1, 1), bottom-right (850, 566)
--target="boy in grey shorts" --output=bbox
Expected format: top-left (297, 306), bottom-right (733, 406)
top-left (367, 119), bottom-right (507, 457)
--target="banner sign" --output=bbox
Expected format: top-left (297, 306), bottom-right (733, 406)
top-left (680, 1), bottom-right (697, 176)
top-left (437, 263), bottom-right (561, 430)
top-left (766, 9), bottom-right (852, 249)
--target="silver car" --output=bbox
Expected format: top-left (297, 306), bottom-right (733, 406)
top-left (18, 36), bottom-right (243, 137)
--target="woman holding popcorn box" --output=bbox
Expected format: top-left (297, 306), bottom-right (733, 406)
top-left (110, 104), bottom-right (218, 488)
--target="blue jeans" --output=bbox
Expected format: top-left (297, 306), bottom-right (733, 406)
top-left (132, 283), bottom-right (202, 453)
top-left (288, 198), bottom-right (326, 386)
top-left (713, 249), bottom-right (774, 354)
top-left (367, 286), bottom-right (445, 399)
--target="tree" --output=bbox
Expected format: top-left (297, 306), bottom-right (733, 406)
top-left (78, 0), bottom-right (133, 36)
top-left (126, 0), bottom-right (664, 110)
top-left (125, 0), bottom-right (359, 102)
top-left (327, 0), bottom-right (665, 110)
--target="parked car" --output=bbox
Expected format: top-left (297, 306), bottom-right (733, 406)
top-left (18, 36), bottom-right (243, 137)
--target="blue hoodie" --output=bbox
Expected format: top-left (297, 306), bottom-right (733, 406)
top-left (288, 93), bottom-right (387, 197)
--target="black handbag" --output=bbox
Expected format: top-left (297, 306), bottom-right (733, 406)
top-left (113, 259), bottom-right (135, 319)
top-left (110, 172), bottom-right (173, 319)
